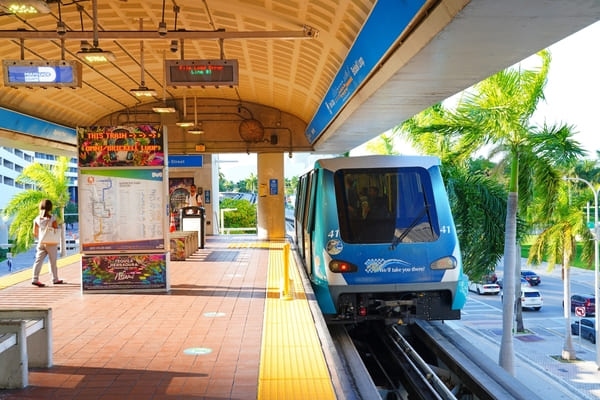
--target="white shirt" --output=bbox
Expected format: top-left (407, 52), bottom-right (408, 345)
top-left (187, 193), bottom-right (202, 207)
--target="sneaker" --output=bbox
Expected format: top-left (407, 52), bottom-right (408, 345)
top-left (53, 280), bottom-right (65, 284)
top-left (32, 281), bottom-right (45, 287)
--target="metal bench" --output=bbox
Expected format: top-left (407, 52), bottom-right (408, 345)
top-left (0, 308), bottom-right (53, 389)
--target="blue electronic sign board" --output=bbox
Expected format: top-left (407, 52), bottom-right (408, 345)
top-left (8, 65), bottom-right (74, 83)
top-left (3, 60), bottom-right (82, 88)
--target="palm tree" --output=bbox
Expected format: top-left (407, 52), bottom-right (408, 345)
top-left (364, 132), bottom-right (398, 155)
top-left (395, 114), bottom-right (511, 280)
top-left (396, 49), bottom-right (585, 374)
top-left (442, 163), bottom-right (511, 280)
top-left (528, 182), bottom-right (593, 359)
top-left (4, 157), bottom-right (71, 257)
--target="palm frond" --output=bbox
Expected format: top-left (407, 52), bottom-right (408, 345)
top-left (3, 157), bottom-right (71, 255)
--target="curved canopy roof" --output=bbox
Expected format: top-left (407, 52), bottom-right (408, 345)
top-left (0, 0), bottom-right (598, 153)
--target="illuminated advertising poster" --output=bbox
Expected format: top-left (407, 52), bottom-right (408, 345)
top-left (82, 254), bottom-right (167, 291)
top-left (79, 168), bottom-right (165, 252)
top-left (78, 125), bottom-right (164, 167)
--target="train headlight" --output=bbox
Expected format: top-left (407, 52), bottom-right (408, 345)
top-left (430, 256), bottom-right (457, 270)
top-left (329, 260), bottom-right (358, 273)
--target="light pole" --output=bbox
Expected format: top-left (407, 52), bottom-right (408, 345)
top-left (564, 176), bottom-right (600, 369)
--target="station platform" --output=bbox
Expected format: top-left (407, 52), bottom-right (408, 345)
top-left (0, 236), bottom-right (339, 399)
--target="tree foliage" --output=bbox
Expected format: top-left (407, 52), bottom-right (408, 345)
top-left (4, 157), bottom-right (71, 255)
top-left (396, 50), bottom-right (585, 372)
top-left (443, 163), bottom-right (513, 280)
top-left (220, 198), bottom-right (256, 229)
top-left (219, 171), bottom-right (235, 192)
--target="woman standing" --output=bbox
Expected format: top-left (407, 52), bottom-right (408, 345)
top-left (31, 199), bottom-right (63, 287)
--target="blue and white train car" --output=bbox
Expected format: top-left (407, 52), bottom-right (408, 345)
top-left (294, 155), bottom-right (468, 323)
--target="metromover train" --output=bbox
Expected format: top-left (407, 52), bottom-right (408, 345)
top-left (294, 155), bottom-right (468, 324)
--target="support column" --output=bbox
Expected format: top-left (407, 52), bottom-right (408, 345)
top-left (257, 153), bottom-right (285, 240)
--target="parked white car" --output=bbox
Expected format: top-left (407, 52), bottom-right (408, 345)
top-left (502, 287), bottom-right (543, 311)
top-left (520, 287), bottom-right (543, 311)
top-left (468, 280), bottom-right (500, 295)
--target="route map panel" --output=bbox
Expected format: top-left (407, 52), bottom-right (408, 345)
top-left (79, 168), bottom-right (166, 252)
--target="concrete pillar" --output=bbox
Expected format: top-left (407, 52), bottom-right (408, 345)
top-left (257, 153), bottom-right (285, 240)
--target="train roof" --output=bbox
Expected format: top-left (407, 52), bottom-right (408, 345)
top-left (315, 155), bottom-right (441, 172)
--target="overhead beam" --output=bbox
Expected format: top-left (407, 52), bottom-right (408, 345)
top-left (0, 29), bottom-right (318, 41)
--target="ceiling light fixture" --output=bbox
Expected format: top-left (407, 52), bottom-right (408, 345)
top-left (0, 0), bottom-right (50, 14)
top-left (130, 19), bottom-right (157, 97)
top-left (158, 0), bottom-right (167, 36)
top-left (56, 0), bottom-right (66, 35)
top-left (77, 47), bottom-right (115, 63)
top-left (188, 96), bottom-right (204, 134)
top-left (152, 105), bottom-right (177, 113)
top-left (130, 86), bottom-right (157, 97)
top-left (76, 0), bottom-right (115, 63)
top-left (153, 50), bottom-right (177, 113)
top-left (176, 94), bottom-right (194, 127)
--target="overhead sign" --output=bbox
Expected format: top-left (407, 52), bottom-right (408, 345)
top-left (3, 59), bottom-right (82, 88)
top-left (168, 154), bottom-right (204, 168)
top-left (0, 106), bottom-right (76, 145)
top-left (304, 0), bottom-right (426, 143)
top-left (78, 126), bottom-right (165, 167)
top-left (165, 59), bottom-right (238, 87)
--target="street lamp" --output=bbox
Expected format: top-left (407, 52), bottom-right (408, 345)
top-left (564, 176), bottom-right (600, 369)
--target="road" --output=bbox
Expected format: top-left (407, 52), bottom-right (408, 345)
top-left (461, 261), bottom-right (597, 351)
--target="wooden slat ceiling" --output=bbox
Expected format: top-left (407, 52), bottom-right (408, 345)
top-left (0, 0), bottom-right (374, 131)
top-left (2, 1), bottom-right (599, 155)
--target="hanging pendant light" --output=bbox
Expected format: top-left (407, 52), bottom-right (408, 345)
top-left (130, 19), bottom-right (157, 97)
top-left (188, 96), bottom-right (204, 134)
top-left (76, 0), bottom-right (115, 63)
top-left (153, 51), bottom-right (177, 113)
top-left (176, 94), bottom-right (194, 127)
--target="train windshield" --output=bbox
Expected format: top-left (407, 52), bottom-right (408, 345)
top-left (335, 168), bottom-right (440, 244)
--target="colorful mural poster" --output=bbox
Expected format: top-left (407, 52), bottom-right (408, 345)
top-left (78, 125), bottom-right (165, 167)
top-left (82, 254), bottom-right (167, 291)
top-left (168, 177), bottom-right (194, 212)
top-left (79, 168), bottom-right (166, 252)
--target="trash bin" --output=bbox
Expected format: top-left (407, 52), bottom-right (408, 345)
top-left (180, 206), bottom-right (206, 249)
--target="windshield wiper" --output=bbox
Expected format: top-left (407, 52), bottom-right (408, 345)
top-left (389, 179), bottom-right (434, 250)
top-left (389, 206), bottom-right (429, 250)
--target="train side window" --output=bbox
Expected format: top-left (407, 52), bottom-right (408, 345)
top-left (304, 170), bottom-right (317, 233)
top-left (295, 175), bottom-right (307, 225)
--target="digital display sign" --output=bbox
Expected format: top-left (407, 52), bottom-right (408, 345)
top-left (2, 60), bottom-right (82, 88)
top-left (165, 59), bottom-right (238, 87)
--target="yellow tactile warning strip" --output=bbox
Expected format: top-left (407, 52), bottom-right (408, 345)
top-left (249, 242), bottom-right (336, 400)
top-left (228, 242), bottom-right (273, 249)
top-left (0, 253), bottom-right (81, 290)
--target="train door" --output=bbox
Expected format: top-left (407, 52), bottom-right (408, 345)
top-left (294, 175), bottom-right (307, 259)
top-left (303, 171), bottom-right (318, 277)
top-left (295, 171), bottom-right (316, 277)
